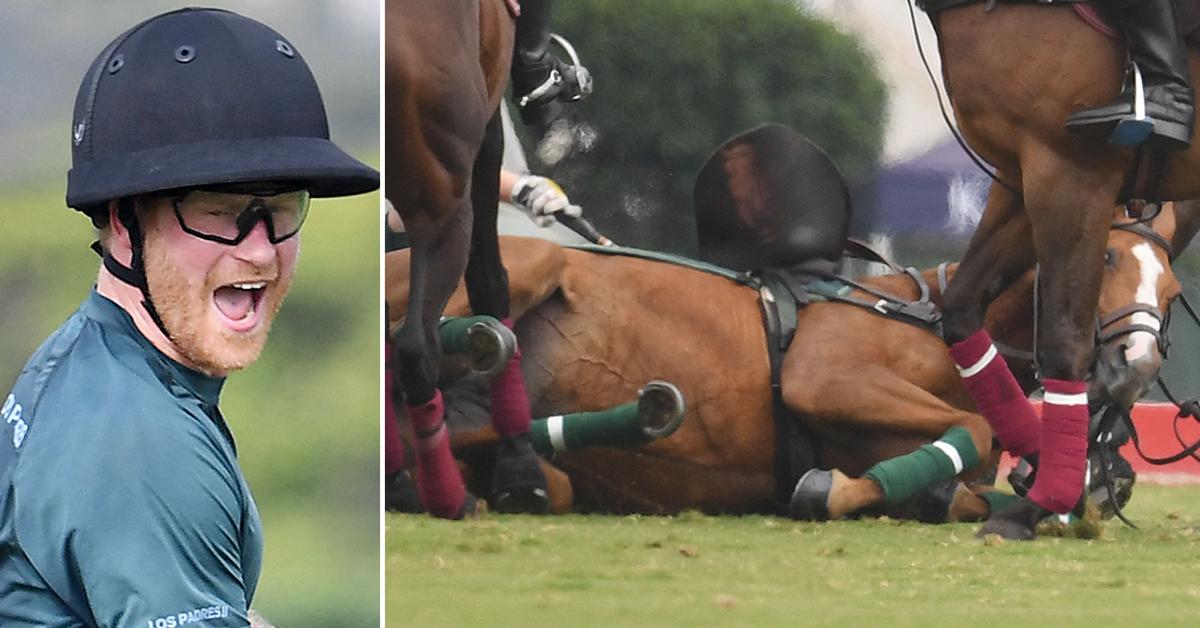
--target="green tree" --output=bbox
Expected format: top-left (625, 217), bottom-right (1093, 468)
top-left (529, 0), bottom-right (887, 254)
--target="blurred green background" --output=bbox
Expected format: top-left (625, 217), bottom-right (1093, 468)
top-left (0, 1), bottom-right (380, 626)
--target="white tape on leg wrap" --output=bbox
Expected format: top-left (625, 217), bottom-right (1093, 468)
top-left (956, 344), bottom-right (998, 378)
top-left (1043, 390), bottom-right (1088, 406)
top-left (931, 440), bottom-right (965, 474)
top-left (547, 415), bottom-right (567, 453)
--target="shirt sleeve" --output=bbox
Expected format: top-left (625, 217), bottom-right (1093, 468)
top-left (13, 398), bottom-right (252, 628)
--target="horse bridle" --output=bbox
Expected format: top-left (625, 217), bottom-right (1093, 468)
top-left (990, 219), bottom-right (1176, 369)
top-left (1093, 220), bottom-right (1175, 360)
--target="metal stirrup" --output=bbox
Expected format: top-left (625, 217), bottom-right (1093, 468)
top-left (518, 32), bottom-right (594, 109)
top-left (549, 33), bottom-right (593, 99)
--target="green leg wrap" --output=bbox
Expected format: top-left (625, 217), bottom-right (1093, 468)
top-left (438, 315), bottom-right (501, 355)
top-left (980, 490), bottom-right (1021, 517)
top-left (528, 402), bottom-right (647, 456)
top-left (864, 426), bottom-right (981, 507)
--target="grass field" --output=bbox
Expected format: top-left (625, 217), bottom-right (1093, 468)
top-left (387, 484), bottom-right (1200, 626)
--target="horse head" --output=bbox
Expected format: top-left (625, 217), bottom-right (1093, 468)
top-left (1091, 203), bottom-right (1182, 410)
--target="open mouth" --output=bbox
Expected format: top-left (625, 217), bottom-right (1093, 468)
top-left (212, 281), bottom-right (268, 332)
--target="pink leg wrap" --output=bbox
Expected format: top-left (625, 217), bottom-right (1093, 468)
top-left (384, 360), bottom-right (406, 475)
top-left (1028, 379), bottom-right (1089, 514)
top-left (408, 391), bottom-right (467, 518)
top-left (488, 318), bottom-right (532, 438)
top-left (948, 329), bottom-right (1040, 457)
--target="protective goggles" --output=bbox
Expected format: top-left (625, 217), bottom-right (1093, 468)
top-left (170, 189), bottom-right (311, 245)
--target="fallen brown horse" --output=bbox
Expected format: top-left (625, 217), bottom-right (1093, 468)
top-left (914, 0), bottom-right (1200, 537)
top-left (385, 202), bottom-right (1182, 519)
top-left (386, 0), bottom-right (552, 516)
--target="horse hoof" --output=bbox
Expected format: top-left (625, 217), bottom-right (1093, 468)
top-left (976, 496), bottom-right (1045, 541)
top-left (491, 433), bottom-right (550, 514)
top-left (637, 380), bottom-right (686, 440)
top-left (914, 480), bottom-right (960, 524)
top-left (788, 469), bottom-right (832, 521)
top-left (454, 492), bottom-right (485, 520)
top-left (384, 470), bottom-right (423, 514)
top-left (465, 320), bottom-right (516, 376)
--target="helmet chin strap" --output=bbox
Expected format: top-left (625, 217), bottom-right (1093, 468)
top-left (98, 198), bottom-right (172, 340)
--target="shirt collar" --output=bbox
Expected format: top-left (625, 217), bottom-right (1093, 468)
top-left (83, 289), bottom-right (226, 405)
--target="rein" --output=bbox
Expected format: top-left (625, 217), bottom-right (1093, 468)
top-left (1096, 219), bottom-right (1175, 359)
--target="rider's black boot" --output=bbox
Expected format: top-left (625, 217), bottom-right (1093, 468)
top-left (1066, 0), bottom-right (1194, 148)
top-left (511, 0), bottom-right (591, 126)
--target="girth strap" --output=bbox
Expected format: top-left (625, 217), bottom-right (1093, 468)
top-left (755, 270), bottom-right (819, 513)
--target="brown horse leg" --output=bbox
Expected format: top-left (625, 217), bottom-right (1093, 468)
top-left (941, 182), bottom-right (1043, 459)
top-left (782, 363), bottom-right (992, 519)
top-left (465, 113), bottom-right (512, 322)
top-left (540, 460), bottom-right (574, 514)
top-left (942, 179), bottom-right (1036, 340)
top-left (464, 112), bottom-right (549, 513)
top-left (1023, 165), bottom-right (1116, 511)
top-left (978, 156), bottom-right (1123, 539)
top-left (948, 485), bottom-right (991, 522)
top-left (392, 198), bottom-right (475, 519)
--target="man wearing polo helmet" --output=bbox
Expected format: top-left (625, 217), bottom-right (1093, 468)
top-left (0, 8), bottom-right (378, 627)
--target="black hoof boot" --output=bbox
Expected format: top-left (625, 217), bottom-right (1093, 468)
top-left (788, 469), bottom-right (832, 521)
top-left (491, 433), bottom-right (550, 514)
top-left (637, 380), bottom-right (686, 440)
top-left (977, 496), bottom-right (1047, 541)
top-left (384, 470), bottom-right (423, 514)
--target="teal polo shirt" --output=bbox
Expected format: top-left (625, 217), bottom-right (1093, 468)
top-left (0, 290), bottom-right (262, 627)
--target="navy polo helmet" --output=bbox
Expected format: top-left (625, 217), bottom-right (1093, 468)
top-left (66, 7), bottom-right (378, 214)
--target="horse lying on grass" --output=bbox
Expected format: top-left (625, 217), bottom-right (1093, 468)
top-left (386, 202), bottom-right (1182, 521)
